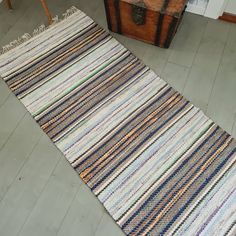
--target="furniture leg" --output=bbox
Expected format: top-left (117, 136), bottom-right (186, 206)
top-left (5, 0), bottom-right (13, 9)
top-left (40, 0), bottom-right (53, 25)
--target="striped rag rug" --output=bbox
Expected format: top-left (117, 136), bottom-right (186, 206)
top-left (0, 7), bottom-right (236, 236)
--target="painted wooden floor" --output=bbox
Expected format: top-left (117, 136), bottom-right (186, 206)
top-left (0, 0), bottom-right (235, 235)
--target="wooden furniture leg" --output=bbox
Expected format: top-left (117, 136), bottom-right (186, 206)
top-left (5, 0), bottom-right (13, 9)
top-left (5, 0), bottom-right (53, 25)
top-left (40, 0), bottom-right (53, 25)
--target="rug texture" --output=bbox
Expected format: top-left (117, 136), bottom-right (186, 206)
top-left (0, 7), bottom-right (236, 236)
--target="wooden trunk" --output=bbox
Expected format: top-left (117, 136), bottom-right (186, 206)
top-left (104, 0), bottom-right (188, 48)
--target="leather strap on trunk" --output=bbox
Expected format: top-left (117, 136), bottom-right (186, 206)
top-left (114, 0), bottom-right (122, 34)
top-left (155, 0), bottom-right (171, 46)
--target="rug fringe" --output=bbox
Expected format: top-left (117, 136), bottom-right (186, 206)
top-left (0, 6), bottom-right (79, 55)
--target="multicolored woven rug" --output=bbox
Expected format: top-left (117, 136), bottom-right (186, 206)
top-left (0, 7), bottom-right (236, 236)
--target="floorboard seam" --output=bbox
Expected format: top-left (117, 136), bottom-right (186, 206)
top-left (0, 92), bottom-right (10, 109)
top-left (94, 212), bottom-right (107, 236)
top-left (16, 155), bottom-right (63, 236)
top-left (182, 18), bottom-right (209, 95)
top-left (205, 25), bottom-right (231, 116)
top-left (0, 111), bottom-right (26, 152)
top-left (55, 183), bottom-right (83, 235)
top-left (0, 132), bottom-right (42, 205)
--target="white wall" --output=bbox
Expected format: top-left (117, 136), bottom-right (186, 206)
top-left (186, 0), bottom-right (234, 19)
top-left (225, 0), bottom-right (236, 14)
top-left (187, 0), bottom-right (209, 16)
top-left (204, 0), bottom-right (226, 18)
